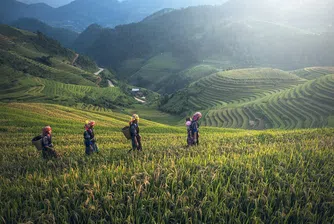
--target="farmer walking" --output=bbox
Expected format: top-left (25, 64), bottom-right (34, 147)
top-left (190, 112), bottom-right (202, 146)
top-left (128, 114), bottom-right (142, 152)
top-left (84, 120), bottom-right (99, 155)
top-left (41, 126), bottom-right (59, 159)
top-left (185, 117), bottom-right (193, 147)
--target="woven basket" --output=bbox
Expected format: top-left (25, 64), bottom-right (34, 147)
top-left (32, 135), bottom-right (43, 151)
top-left (122, 126), bottom-right (131, 140)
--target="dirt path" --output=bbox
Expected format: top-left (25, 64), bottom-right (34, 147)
top-left (107, 80), bottom-right (114, 87)
top-left (134, 97), bottom-right (146, 103)
top-left (93, 68), bottom-right (114, 88)
top-left (71, 53), bottom-right (79, 65)
top-left (94, 68), bottom-right (104, 76)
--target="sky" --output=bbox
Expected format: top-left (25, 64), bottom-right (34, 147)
top-left (18, 0), bottom-right (226, 8)
top-left (18, 0), bottom-right (74, 7)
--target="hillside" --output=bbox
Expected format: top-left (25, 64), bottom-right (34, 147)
top-left (1, 0), bottom-right (227, 32)
top-left (0, 102), bottom-right (333, 223)
top-left (12, 18), bottom-right (79, 48)
top-left (75, 5), bottom-right (334, 93)
top-left (161, 68), bottom-right (306, 113)
top-left (72, 24), bottom-right (104, 54)
top-left (161, 68), bottom-right (334, 129)
top-left (203, 72), bottom-right (334, 129)
top-left (1, 24), bottom-right (333, 130)
top-left (0, 24), bottom-right (98, 84)
top-left (0, 0), bottom-right (54, 24)
top-left (292, 67), bottom-right (334, 80)
top-left (0, 25), bottom-right (136, 109)
top-left (5, 0), bottom-right (333, 32)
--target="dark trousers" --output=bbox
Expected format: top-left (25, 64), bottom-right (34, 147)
top-left (131, 134), bottom-right (142, 151)
top-left (187, 131), bottom-right (193, 146)
top-left (42, 148), bottom-right (59, 159)
top-left (192, 132), bottom-right (199, 146)
top-left (85, 140), bottom-right (99, 155)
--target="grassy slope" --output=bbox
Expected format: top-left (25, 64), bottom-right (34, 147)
top-left (118, 53), bottom-right (220, 94)
top-left (0, 66), bottom-right (134, 108)
top-left (0, 25), bottom-right (136, 109)
top-left (0, 26), bottom-right (97, 85)
top-left (123, 104), bottom-right (183, 126)
top-left (0, 24), bottom-right (99, 85)
top-left (122, 52), bottom-right (189, 91)
top-left (0, 103), bottom-right (333, 223)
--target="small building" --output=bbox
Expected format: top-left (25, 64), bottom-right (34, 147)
top-left (132, 89), bottom-right (140, 92)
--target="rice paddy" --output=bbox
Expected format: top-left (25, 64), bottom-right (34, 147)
top-left (0, 103), bottom-right (333, 223)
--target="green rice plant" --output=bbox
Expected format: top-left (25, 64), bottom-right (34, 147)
top-left (0, 103), bottom-right (333, 223)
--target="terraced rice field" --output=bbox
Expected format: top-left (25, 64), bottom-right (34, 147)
top-left (0, 74), bottom-right (132, 107)
top-left (0, 103), bottom-right (333, 223)
top-left (202, 73), bottom-right (334, 129)
top-left (187, 68), bottom-right (304, 110)
top-left (292, 67), bottom-right (334, 80)
top-left (2, 50), bottom-right (97, 86)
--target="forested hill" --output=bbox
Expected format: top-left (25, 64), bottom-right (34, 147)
top-left (1, 0), bottom-right (227, 32)
top-left (11, 18), bottom-right (79, 48)
top-left (74, 3), bottom-right (334, 89)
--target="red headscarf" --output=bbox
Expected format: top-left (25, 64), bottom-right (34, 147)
top-left (192, 112), bottom-right (202, 121)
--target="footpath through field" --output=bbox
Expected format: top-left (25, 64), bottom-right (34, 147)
top-left (94, 68), bottom-right (104, 75)
top-left (94, 67), bottom-right (114, 88)
top-left (134, 97), bottom-right (146, 103)
top-left (71, 53), bottom-right (79, 65)
top-left (108, 80), bottom-right (114, 87)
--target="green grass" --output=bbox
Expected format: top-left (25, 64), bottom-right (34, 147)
top-left (0, 24), bottom-right (99, 87)
top-left (117, 58), bottom-right (146, 78)
top-left (327, 116), bottom-right (334, 127)
top-left (129, 53), bottom-right (188, 90)
top-left (123, 104), bottom-right (183, 125)
top-left (11, 44), bottom-right (92, 77)
top-left (180, 64), bottom-right (219, 80)
top-left (0, 103), bottom-right (333, 223)
top-left (0, 50), bottom-right (98, 86)
top-left (51, 58), bottom-right (91, 75)
top-left (0, 25), bottom-right (99, 85)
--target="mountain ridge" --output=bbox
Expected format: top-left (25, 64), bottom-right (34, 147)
top-left (73, 4), bottom-right (334, 94)
top-left (11, 18), bottom-right (79, 48)
top-left (2, 0), bottom-right (228, 32)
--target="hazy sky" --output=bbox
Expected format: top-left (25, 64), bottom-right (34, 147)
top-left (18, 0), bottom-right (225, 8)
top-left (18, 0), bottom-right (74, 7)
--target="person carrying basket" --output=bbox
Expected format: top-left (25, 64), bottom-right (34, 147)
top-left (128, 114), bottom-right (142, 152)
